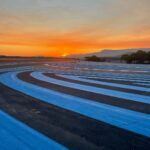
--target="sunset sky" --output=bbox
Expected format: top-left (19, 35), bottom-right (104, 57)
top-left (0, 0), bottom-right (150, 57)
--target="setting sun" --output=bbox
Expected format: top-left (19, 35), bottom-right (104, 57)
top-left (61, 53), bottom-right (69, 57)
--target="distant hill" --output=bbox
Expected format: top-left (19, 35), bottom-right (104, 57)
top-left (67, 48), bottom-right (150, 58)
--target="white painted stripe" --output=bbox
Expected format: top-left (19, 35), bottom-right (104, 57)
top-left (0, 71), bottom-right (150, 137)
top-left (31, 72), bottom-right (150, 104)
top-left (0, 66), bottom-right (33, 73)
top-left (83, 76), bottom-right (150, 84)
top-left (0, 111), bottom-right (67, 150)
top-left (97, 76), bottom-right (150, 81)
top-left (59, 75), bottom-right (150, 92)
top-left (0, 62), bottom-right (36, 66)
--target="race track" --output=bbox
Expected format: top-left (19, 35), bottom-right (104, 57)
top-left (0, 61), bottom-right (150, 150)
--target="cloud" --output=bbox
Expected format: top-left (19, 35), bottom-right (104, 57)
top-left (0, 0), bottom-right (150, 56)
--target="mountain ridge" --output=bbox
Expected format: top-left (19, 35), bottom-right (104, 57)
top-left (67, 48), bottom-right (150, 58)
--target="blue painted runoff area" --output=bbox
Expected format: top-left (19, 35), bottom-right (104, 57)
top-left (59, 75), bottom-right (150, 92)
top-left (0, 71), bottom-right (150, 138)
top-left (31, 72), bottom-right (150, 104)
top-left (0, 110), bottom-right (68, 150)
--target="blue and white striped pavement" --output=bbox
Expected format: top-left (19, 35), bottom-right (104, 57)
top-left (0, 69), bottom-right (150, 149)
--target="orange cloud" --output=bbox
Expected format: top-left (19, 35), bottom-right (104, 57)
top-left (0, 30), bottom-right (150, 57)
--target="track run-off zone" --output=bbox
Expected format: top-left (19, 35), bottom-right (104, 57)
top-left (0, 71), bottom-right (150, 137)
top-left (0, 110), bottom-right (67, 150)
top-left (0, 67), bottom-right (150, 150)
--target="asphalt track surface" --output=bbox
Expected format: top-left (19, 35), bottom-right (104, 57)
top-left (0, 62), bottom-right (150, 150)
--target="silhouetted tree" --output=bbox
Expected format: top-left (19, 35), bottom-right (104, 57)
top-left (85, 55), bottom-right (106, 62)
top-left (147, 51), bottom-right (150, 62)
top-left (121, 50), bottom-right (150, 64)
